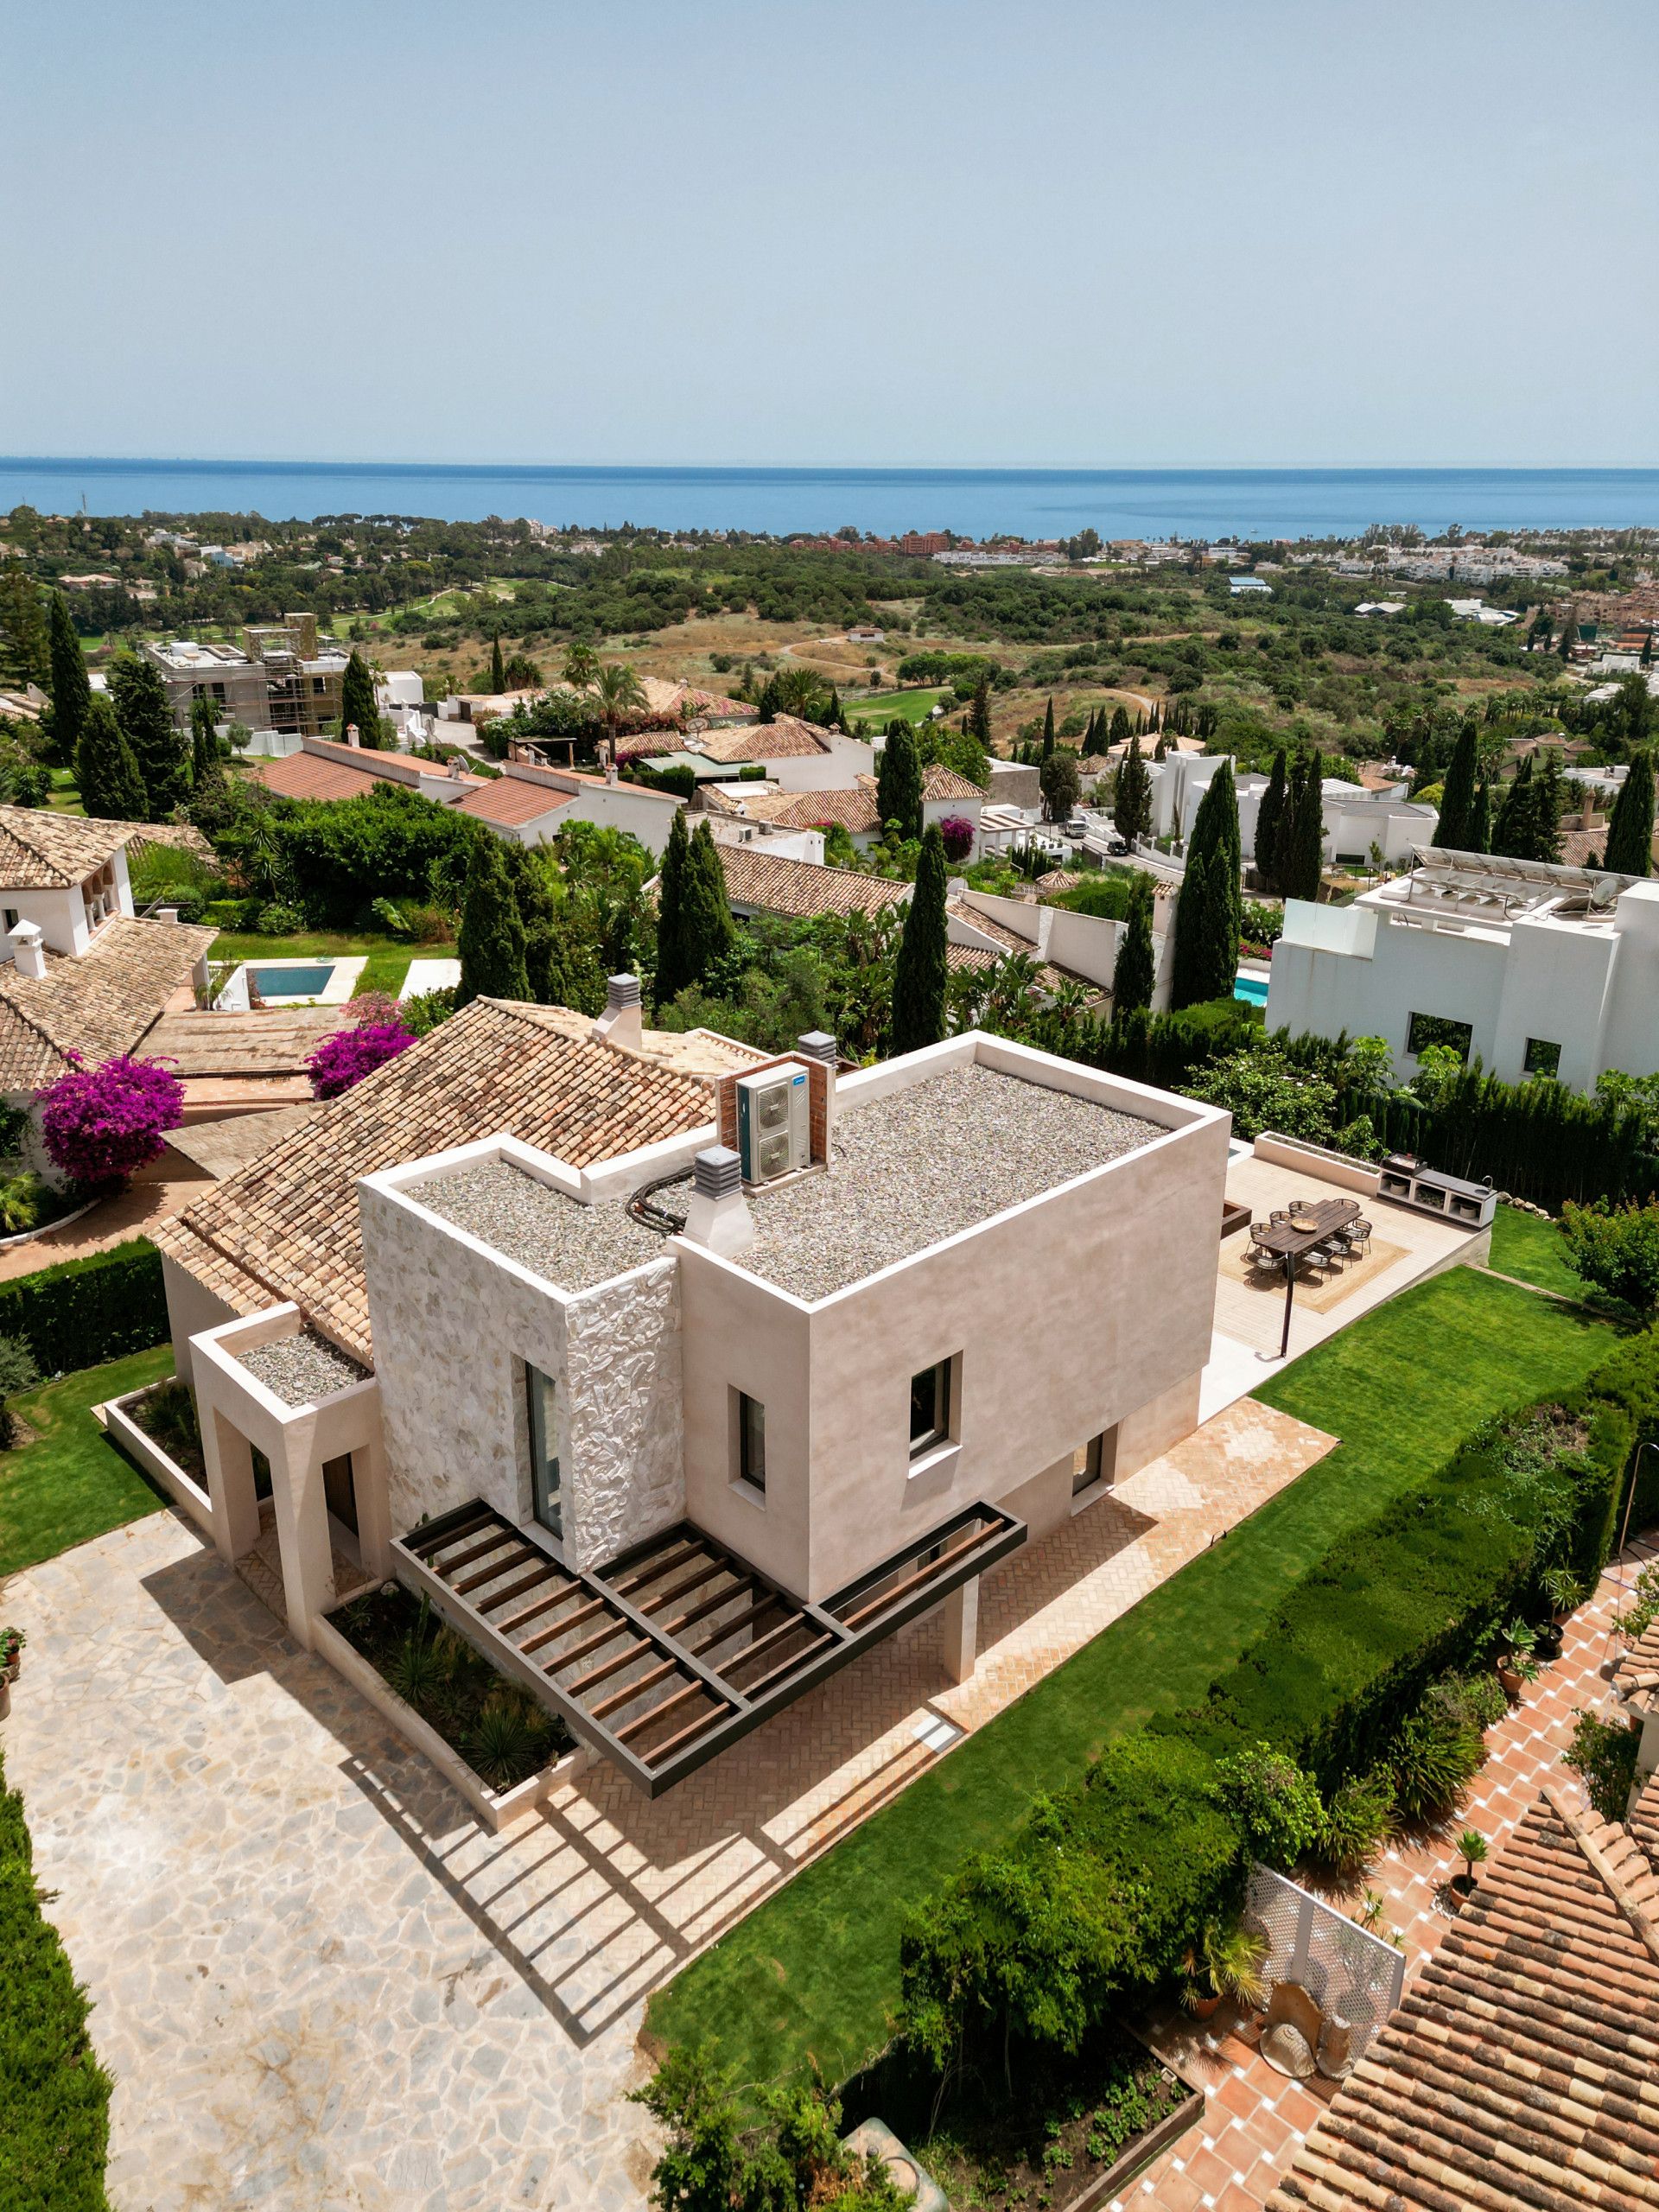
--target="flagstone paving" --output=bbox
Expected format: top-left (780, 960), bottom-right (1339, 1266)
top-left (0, 1397), bottom-right (1331, 2210)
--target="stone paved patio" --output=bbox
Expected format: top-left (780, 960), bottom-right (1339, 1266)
top-left (0, 1396), bottom-right (1332, 2211)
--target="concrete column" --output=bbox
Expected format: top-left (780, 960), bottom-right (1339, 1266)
top-left (939, 1575), bottom-right (979, 1685)
top-left (204, 1408), bottom-right (262, 1566)
top-left (272, 1443), bottom-right (336, 1651)
top-left (353, 1440), bottom-right (394, 1584)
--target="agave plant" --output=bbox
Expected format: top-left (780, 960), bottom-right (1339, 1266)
top-left (465, 1691), bottom-right (548, 1790)
top-left (388, 1633), bottom-right (447, 1709)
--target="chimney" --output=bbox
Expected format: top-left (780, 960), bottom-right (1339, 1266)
top-left (797, 1030), bottom-right (838, 1138)
top-left (590, 971), bottom-right (644, 1052)
top-left (9, 920), bottom-right (45, 979)
top-left (345, 722), bottom-right (361, 747)
top-left (681, 1145), bottom-right (754, 1258)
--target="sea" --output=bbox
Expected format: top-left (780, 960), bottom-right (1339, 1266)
top-left (3, 459), bottom-right (1657, 542)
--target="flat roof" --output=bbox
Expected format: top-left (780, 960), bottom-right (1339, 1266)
top-left (739, 1062), bottom-right (1158, 1300)
top-left (417, 1158), bottom-right (664, 1290)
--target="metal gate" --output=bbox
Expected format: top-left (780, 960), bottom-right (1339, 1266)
top-left (1243, 1865), bottom-right (1406, 2063)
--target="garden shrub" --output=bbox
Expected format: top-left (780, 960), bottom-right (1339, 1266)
top-left (1384, 1705), bottom-right (1484, 1823)
top-left (1560, 1710), bottom-right (1641, 1822)
top-left (0, 1743), bottom-right (111, 2209)
top-left (253, 901), bottom-right (303, 936)
top-left (1214, 1744), bottom-right (1325, 1867)
top-left (1316, 1770), bottom-right (1395, 1873)
top-left (0, 1240), bottom-right (168, 1373)
top-left (1560, 1199), bottom-right (1659, 1313)
top-left (35, 1053), bottom-right (184, 1189)
top-left (305, 1016), bottom-right (415, 1100)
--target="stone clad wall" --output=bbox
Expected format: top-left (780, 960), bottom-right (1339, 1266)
top-left (563, 1261), bottom-right (684, 1572)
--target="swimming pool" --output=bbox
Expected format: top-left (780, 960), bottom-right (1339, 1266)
top-left (1234, 971), bottom-right (1269, 1007)
top-left (250, 963), bottom-right (336, 998)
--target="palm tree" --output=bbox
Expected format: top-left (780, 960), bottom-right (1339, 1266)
top-left (562, 641), bottom-right (600, 691)
top-left (592, 661), bottom-right (646, 765)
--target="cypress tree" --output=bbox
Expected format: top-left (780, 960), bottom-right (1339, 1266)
top-left (1171, 850), bottom-right (1222, 1009)
top-left (455, 831), bottom-right (530, 1005)
top-left (1534, 752), bottom-right (1566, 864)
top-left (968, 673), bottom-right (993, 749)
top-left (75, 694), bottom-right (146, 822)
top-left (190, 694), bottom-right (219, 785)
top-left (684, 819), bottom-right (735, 980)
top-left (1469, 776), bottom-right (1492, 855)
top-left (48, 592), bottom-right (92, 765)
top-left (876, 721), bottom-right (924, 842)
top-left (340, 649), bottom-right (383, 748)
top-left (1041, 696), bottom-right (1055, 760)
top-left (1605, 750), bottom-right (1656, 876)
top-left (892, 823), bottom-right (949, 1054)
top-left (1112, 875), bottom-right (1156, 1014)
top-left (1491, 759), bottom-right (1534, 860)
top-left (1113, 734), bottom-right (1151, 842)
top-left (1284, 750), bottom-right (1325, 900)
top-left (1557, 606), bottom-right (1577, 662)
top-left (1109, 705), bottom-right (1131, 749)
top-left (1433, 719), bottom-right (1479, 849)
top-left (653, 807), bottom-right (695, 1007)
top-left (1186, 759), bottom-right (1242, 937)
top-left (109, 652), bottom-right (189, 819)
top-left (1255, 748), bottom-right (1287, 893)
top-left (491, 632), bottom-right (506, 694)
top-left (0, 568), bottom-right (48, 688)
top-left (824, 685), bottom-right (844, 733)
top-left (501, 842), bottom-right (561, 1001)
top-left (1643, 631), bottom-right (1654, 671)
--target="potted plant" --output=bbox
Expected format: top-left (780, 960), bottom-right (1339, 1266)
top-left (1179, 1916), bottom-right (1269, 2021)
top-left (1535, 1568), bottom-right (1585, 1661)
top-left (1452, 1827), bottom-right (1487, 1897)
top-left (1497, 1618), bottom-right (1539, 1698)
top-left (0, 1625), bottom-right (22, 1681)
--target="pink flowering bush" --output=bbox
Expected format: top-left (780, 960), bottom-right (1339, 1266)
top-left (306, 1016), bottom-right (415, 1100)
top-left (35, 1052), bottom-right (185, 1189)
top-left (938, 814), bottom-right (976, 863)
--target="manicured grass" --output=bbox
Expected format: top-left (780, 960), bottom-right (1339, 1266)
top-left (1487, 1205), bottom-right (1584, 1300)
top-left (0, 1346), bottom-right (175, 1577)
top-left (843, 686), bottom-right (950, 727)
top-left (644, 1268), bottom-right (1615, 2090)
top-left (207, 930), bottom-right (457, 1002)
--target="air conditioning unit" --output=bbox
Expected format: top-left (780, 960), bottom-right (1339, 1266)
top-left (736, 1065), bottom-right (810, 1185)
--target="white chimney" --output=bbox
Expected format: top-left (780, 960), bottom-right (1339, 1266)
top-left (681, 1145), bottom-right (754, 1258)
top-left (797, 1030), bottom-right (838, 1138)
top-left (9, 920), bottom-right (46, 979)
top-left (345, 722), bottom-right (361, 747)
top-left (590, 972), bottom-right (644, 1053)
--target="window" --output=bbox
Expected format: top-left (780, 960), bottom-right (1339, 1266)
top-left (1523, 1037), bottom-right (1561, 1078)
top-left (251, 1443), bottom-right (273, 1503)
top-left (524, 1363), bottom-right (562, 1537)
top-left (1072, 1430), bottom-right (1117, 1498)
top-left (736, 1391), bottom-right (766, 1495)
top-left (910, 1358), bottom-right (955, 1459)
top-left (1406, 1011), bottom-right (1473, 1062)
top-left (322, 1452), bottom-right (359, 1535)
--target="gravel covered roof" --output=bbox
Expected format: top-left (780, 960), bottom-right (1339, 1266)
top-left (738, 1062), bottom-right (1159, 1300)
top-left (238, 1327), bottom-right (369, 1407)
top-left (416, 1158), bottom-right (664, 1291)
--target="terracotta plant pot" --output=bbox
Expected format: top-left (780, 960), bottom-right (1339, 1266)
top-left (1497, 1662), bottom-right (1522, 1697)
top-left (1190, 1993), bottom-right (1222, 2021)
top-left (1534, 1623), bottom-right (1563, 1662)
top-left (0, 1676), bottom-right (10, 1720)
top-left (1451, 1872), bottom-right (1476, 1898)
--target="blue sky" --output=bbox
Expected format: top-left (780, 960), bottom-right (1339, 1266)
top-left (8, 0), bottom-right (1657, 467)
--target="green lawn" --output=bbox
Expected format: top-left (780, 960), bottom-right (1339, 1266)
top-left (0, 1346), bottom-right (175, 1577)
top-left (644, 1268), bottom-right (1616, 2090)
top-left (843, 686), bottom-right (950, 728)
top-left (1487, 1206), bottom-right (1584, 1299)
top-left (207, 930), bottom-right (458, 1002)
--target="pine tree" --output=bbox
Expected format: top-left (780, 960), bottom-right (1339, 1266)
top-left (456, 831), bottom-right (530, 1005)
top-left (968, 673), bottom-right (993, 750)
top-left (1469, 776), bottom-right (1492, 855)
top-left (684, 819), bottom-right (735, 982)
top-left (892, 823), bottom-right (949, 1053)
top-left (1255, 748), bottom-right (1287, 893)
top-left (1605, 750), bottom-right (1655, 875)
top-left (1111, 876), bottom-right (1156, 1014)
top-left (1113, 734), bottom-right (1152, 842)
top-left (48, 592), bottom-right (92, 764)
top-left (75, 695), bottom-right (147, 821)
top-left (340, 649), bottom-right (383, 748)
top-left (1041, 696), bottom-right (1055, 760)
top-left (653, 808), bottom-right (695, 1008)
top-left (491, 632), bottom-right (505, 694)
top-left (1433, 719), bottom-right (1479, 849)
top-left (876, 721), bottom-right (924, 842)
top-left (108, 653), bottom-right (189, 819)
top-left (190, 694), bottom-right (219, 785)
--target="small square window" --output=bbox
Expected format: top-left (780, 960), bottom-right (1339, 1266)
top-left (910, 1358), bottom-right (955, 1459)
top-left (737, 1391), bottom-right (766, 1495)
top-left (1523, 1037), bottom-right (1561, 1078)
top-left (1406, 1012), bottom-right (1473, 1062)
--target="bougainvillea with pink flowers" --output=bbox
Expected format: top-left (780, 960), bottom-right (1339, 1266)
top-left (306, 1016), bottom-right (415, 1100)
top-left (35, 1053), bottom-right (185, 1188)
top-left (938, 814), bottom-right (976, 862)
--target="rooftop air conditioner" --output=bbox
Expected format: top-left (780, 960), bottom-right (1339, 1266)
top-left (736, 1065), bottom-right (810, 1185)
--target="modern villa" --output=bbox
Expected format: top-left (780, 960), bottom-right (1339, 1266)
top-left (150, 994), bottom-right (1229, 1796)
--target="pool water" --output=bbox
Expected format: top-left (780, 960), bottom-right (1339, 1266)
top-left (251, 963), bottom-right (335, 997)
top-left (1234, 972), bottom-right (1269, 1006)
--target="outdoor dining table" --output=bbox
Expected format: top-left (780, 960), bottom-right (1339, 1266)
top-left (1251, 1197), bottom-right (1363, 1359)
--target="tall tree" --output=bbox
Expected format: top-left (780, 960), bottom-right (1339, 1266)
top-left (456, 831), bottom-right (530, 1004)
top-left (653, 808), bottom-right (696, 1007)
top-left (1605, 750), bottom-right (1656, 876)
top-left (1039, 750), bottom-right (1081, 823)
top-left (892, 824), bottom-right (949, 1053)
top-left (1171, 851), bottom-right (1229, 1009)
top-left (1108, 704), bottom-right (1131, 749)
top-left (1186, 759), bottom-right (1242, 937)
top-left (500, 842), bottom-right (561, 1001)
top-left (968, 672), bottom-right (993, 751)
top-left (47, 592), bottom-right (92, 765)
top-left (1469, 776), bottom-right (1491, 855)
top-left (1433, 719), bottom-right (1479, 849)
top-left (189, 694), bottom-right (219, 785)
top-left (108, 653), bottom-right (189, 819)
top-left (1282, 749), bottom-right (1325, 901)
top-left (684, 819), bottom-right (736, 982)
top-left (876, 721), bottom-right (924, 842)
top-left (74, 695), bottom-right (146, 822)
top-left (1111, 876), bottom-right (1156, 1014)
top-left (1113, 734), bottom-right (1152, 842)
top-left (490, 632), bottom-right (506, 694)
top-left (1040, 696), bottom-right (1055, 760)
top-left (562, 639), bottom-right (600, 691)
top-left (1254, 748), bottom-right (1288, 893)
top-left (0, 568), bottom-right (48, 689)
top-left (593, 660), bottom-right (645, 761)
top-left (1557, 605), bottom-right (1577, 663)
top-left (1533, 751), bottom-right (1566, 864)
top-left (340, 649), bottom-right (384, 748)
top-left (1491, 759), bottom-right (1541, 861)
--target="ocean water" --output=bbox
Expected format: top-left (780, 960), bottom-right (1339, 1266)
top-left (3, 457), bottom-right (1656, 540)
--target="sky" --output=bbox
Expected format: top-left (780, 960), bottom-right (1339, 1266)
top-left (7, 0), bottom-right (1658, 469)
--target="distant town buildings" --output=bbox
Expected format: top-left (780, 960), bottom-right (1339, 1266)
top-left (142, 614), bottom-right (349, 737)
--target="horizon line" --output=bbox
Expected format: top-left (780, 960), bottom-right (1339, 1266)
top-left (5, 454), bottom-right (1659, 479)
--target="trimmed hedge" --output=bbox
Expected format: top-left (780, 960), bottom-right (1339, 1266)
top-left (1, 1745), bottom-right (111, 2209)
top-left (1354, 1075), bottom-right (1659, 1215)
top-left (896, 1327), bottom-right (1659, 2067)
top-left (0, 1239), bottom-right (168, 1375)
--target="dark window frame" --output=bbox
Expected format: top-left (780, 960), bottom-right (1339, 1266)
top-left (909, 1357), bottom-right (957, 1459)
top-left (735, 1389), bottom-right (767, 1496)
top-left (525, 1361), bottom-right (562, 1539)
top-left (1406, 1010), bottom-right (1474, 1062)
top-left (1523, 1036), bottom-right (1562, 1077)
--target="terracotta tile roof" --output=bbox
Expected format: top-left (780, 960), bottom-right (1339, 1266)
top-left (450, 776), bottom-right (574, 826)
top-left (154, 1000), bottom-right (714, 1363)
top-left (919, 764), bottom-right (988, 803)
top-left (708, 785), bottom-right (880, 835)
top-left (519, 1001), bottom-right (771, 1078)
top-left (945, 938), bottom-right (1070, 995)
top-left (690, 715), bottom-right (839, 765)
top-left (163, 1101), bottom-right (321, 1179)
top-left (1267, 1786), bottom-right (1659, 2212)
top-left (715, 844), bottom-right (911, 921)
top-left (0, 915), bottom-right (215, 1090)
top-left (0, 805), bottom-right (148, 889)
top-left (639, 676), bottom-right (758, 722)
top-left (248, 752), bottom-right (393, 801)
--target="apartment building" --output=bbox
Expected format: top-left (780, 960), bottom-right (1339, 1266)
top-left (143, 613), bottom-right (349, 736)
top-left (152, 1000), bottom-right (1227, 1796)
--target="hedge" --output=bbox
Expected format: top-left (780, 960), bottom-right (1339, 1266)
top-left (0, 1240), bottom-right (168, 1375)
top-left (0, 1745), bottom-right (111, 2210)
top-left (895, 1327), bottom-right (1659, 2068)
top-left (1351, 1073), bottom-right (1659, 1215)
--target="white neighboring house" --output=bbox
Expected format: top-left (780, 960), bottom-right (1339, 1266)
top-left (1265, 847), bottom-right (1659, 1090)
top-left (1147, 754), bottom-right (1436, 868)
